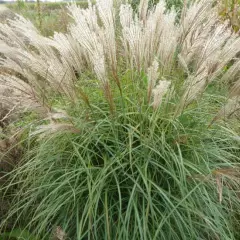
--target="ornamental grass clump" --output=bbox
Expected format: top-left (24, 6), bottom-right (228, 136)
top-left (0, 0), bottom-right (240, 239)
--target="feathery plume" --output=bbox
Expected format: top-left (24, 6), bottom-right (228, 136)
top-left (147, 59), bottom-right (159, 103)
top-left (139, 0), bottom-right (149, 22)
top-left (31, 123), bottom-right (80, 138)
top-left (96, 0), bottom-right (117, 74)
top-left (152, 80), bottom-right (171, 110)
top-left (120, 1), bottom-right (178, 72)
top-left (215, 96), bottom-right (240, 121)
top-left (230, 79), bottom-right (240, 98)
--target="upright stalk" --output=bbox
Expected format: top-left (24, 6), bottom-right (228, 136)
top-left (36, 0), bottom-right (42, 32)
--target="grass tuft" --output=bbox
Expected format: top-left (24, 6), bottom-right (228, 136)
top-left (0, 0), bottom-right (240, 239)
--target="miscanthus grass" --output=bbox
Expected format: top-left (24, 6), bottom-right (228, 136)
top-left (0, 0), bottom-right (240, 239)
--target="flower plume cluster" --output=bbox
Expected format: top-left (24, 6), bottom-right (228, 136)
top-left (0, 0), bottom-right (239, 127)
